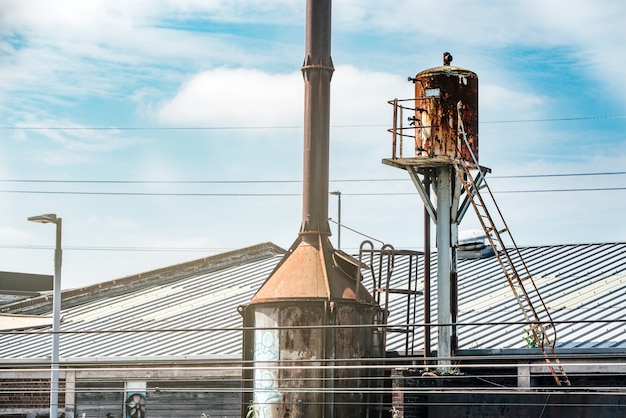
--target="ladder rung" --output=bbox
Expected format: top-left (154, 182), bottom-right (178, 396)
top-left (375, 287), bottom-right (423, 296)
top-left (529, 323), bottom-right (554, 333)
top-left (387, 327), bottom-right (410, 334)
top-left (389, 288), bottom-right (423, 295)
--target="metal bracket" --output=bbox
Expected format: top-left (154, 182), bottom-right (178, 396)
top-left (407, 166), bottom-right (437, 224)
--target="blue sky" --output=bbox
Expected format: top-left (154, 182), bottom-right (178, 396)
top-left (1, 0), bottom-right (625, 289)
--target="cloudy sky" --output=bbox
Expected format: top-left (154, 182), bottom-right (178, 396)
top-left (1, 0), bottom-right (625, 289)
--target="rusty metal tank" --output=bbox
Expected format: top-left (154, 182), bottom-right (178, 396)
top-left (241, 241), bottom-right (382, 417)
top-left (412, 52), bottom-right (478, 164)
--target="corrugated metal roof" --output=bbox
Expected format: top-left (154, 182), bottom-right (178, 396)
top-left (0, 243), bottom-right (284, 359)
top-left (0, 242), bottom-right (625, 360)
top-left (385, 242), bottom-right (626, 352)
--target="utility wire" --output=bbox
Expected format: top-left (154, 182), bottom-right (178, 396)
top-left (329, 218), bottom-right (385, 245)
top-left (1, 171), bottom-right (624, 184)
top-left (0, 190), bottom-right (300, 196)
top-left (490, 171), bottom-right (626, 179)
top-left (0, 188), bottom-right (625, 196)
top-left (1, 115), bottom-right (624, 131)
top-left (0, 244), bottom-right (230, 252)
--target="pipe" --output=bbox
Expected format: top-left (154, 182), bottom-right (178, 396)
top-left (300, 0), bottom-right (334, 237)
top-left (423, 170), bottom-right (431, 362)
top-left (436, 166), bottom-right (453, 367)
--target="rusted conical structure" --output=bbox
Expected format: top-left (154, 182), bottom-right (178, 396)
top-left (240, 1), bottom-right (382, 417)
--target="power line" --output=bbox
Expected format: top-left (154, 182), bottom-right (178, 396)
top-left (0, 244), bottom-right (382, 252)
top-left (0, 187), bottom-right (625, 197)
top-left (0, 171), bottom-right (625, 185)
top-left (329, 218), bottom-right (385, 245)
top-left (1, 115), bottom-right (624, 131)
top-left (0, 244), bottom-right (231, 252)
top-left (0, 179), bottom-right (403, 184)
top-left (481, 115), bottom-right (626, 124)
top-left (2, 124), bottom-right (371, 131)
top-left (0, 179), bottom-right (302, 184)
top-left (494, 187), bottom-right (626, 193)
top-left (348, 187), bottom-right (626, 194)
top-left (490, 171), bottom-right (626, 179)
top-left (0, 190), bottom-right (301, 196)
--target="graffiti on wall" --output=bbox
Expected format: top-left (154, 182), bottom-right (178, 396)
top-left (253, 328), bottom-right (281, 417)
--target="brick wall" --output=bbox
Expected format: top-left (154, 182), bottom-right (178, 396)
top-left (0, 378), bottom-right (65, 409)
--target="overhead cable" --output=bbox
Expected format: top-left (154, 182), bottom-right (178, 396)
top-left (1, 171), bottom-right (625, 184)
top-left (1, 115), bottom-right (624, 131)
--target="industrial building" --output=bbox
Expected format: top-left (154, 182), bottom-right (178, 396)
top-left (1, 241), bottom-right (626, 417)
top-left (3, 0), bottom-right (625, 417)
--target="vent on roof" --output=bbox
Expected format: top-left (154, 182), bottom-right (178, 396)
top-left (458, 229), bottom-right (495, 259)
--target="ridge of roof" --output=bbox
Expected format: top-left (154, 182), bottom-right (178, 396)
top-left (0, 242), bottom-right (285, 315)
top-left (515, 241), bottom-right (625, 250)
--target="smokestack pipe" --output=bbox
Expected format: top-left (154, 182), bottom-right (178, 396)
top-left (242, 3), bottom-right (380, 415)
top-left (300, 0), bottom-right (334, 237)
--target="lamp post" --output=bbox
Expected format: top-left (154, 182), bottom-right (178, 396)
top-left (27, 213), bottom-right (62, 418)
top-left (330, 191), bottom-right (341, 249)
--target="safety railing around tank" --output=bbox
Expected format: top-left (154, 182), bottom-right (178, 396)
top-left (388, 97), bottom-right (435, 160)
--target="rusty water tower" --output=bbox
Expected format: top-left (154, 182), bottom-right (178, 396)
top-left (240, 1), bottom-right (383, 417)
top-left (383, 54), bottom-right (570, 385)
top-left (384, 53), bottom-right (480, 366)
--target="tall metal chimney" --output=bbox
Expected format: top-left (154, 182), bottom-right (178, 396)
top-left (299, 0), bottom-right (333, 238)
top-left (240, 1), bottom-right (382, 417)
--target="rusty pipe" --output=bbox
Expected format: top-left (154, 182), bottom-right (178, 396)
top-left (300, 0), bottom-right (334, 237)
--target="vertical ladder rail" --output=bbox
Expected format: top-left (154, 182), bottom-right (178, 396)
top-left (454, 103), bottom-right (570, 386)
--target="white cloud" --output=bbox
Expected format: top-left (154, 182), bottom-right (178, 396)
top-left (480, 84), bottom-right (546, 122)
top-left (156, 67), bottom-right (303, 127)
top-left (8, 119), bottom-right (135, 167)
top-left (331, 65), bottom-right (409, 128)
top-left (4, 111), bottom-right (150, 171)
top-left (1, 0), bottom-right (298, 122)
top-left (0, 0), bottom-right (300, 43)
top-left (156, 65), bottom-right (411, 129)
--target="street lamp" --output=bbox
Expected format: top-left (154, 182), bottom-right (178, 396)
top-left (330, 191), bottom-right (341, 250)
top-left (28, 213), bottom-right (62, 418)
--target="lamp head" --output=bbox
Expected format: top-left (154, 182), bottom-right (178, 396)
top-left (27, 214), bottom-right (59, 224)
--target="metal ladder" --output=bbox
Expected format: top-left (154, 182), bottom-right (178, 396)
top-left (358, 241), bottom-right (423, 357)
top-left (357, 242), bottom-right (424, 418)
top-left (453, 104), bottom-right (570, 386)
